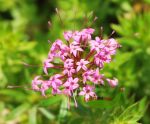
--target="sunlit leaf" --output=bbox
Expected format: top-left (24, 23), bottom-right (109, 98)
top-left (29, 106), bottom-right (37, 124)
top-left (5, 103), bottom-right (30, 120)
top-left (39, 108), bottom-right (55, 120)
top-left (112, 97), bottom-right (147, 124)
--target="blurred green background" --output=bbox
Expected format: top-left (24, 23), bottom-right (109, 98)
top-left (0, 0), bottom-right (150, 124)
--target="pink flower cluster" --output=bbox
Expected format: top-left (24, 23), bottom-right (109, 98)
top-left (32, 28), bottom-right (120, 107)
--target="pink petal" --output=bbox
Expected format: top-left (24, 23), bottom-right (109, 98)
top-left (85, 94), bottom-right (90, 101)
top-left (44, 67), bottom-right (48, 75)
top-left (82, 65), bottom-right (87, 71)
top-left (74, 78), bottom-right (79, 83)
top-left (73, 51), bottom-right (77, 57)
top-left (76, 66), bottom-right (81, 72)
top-left (79, 91), bottom-right (85, 96)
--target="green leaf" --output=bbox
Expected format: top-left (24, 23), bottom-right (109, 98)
top-left (69, 117), bottom-right (84, 124)
top-left (0, 101), bottom-right (4, 111)
top-left (0, 89), bottom-right (26, 101)
top-left (18, 42), bottom-right (36, 51)
top-left (87, 99), bottom-right (113, 109)
top-left (6, 103), bottom-right (30, 120)
top-left (39, 95), bottom-right (62, 107)
top-left (39, 108), bottom-right (55, 120)
top-left (29, 106), bottom-right (37, 124)
top-left (58, 97), bottom-right (68, 120)
top-left (112, 97), bottom-right (147, 124)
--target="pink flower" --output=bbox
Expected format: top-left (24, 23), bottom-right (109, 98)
top-left (50, 39), bottom-right (69, 60)
top-left (63, 67), bottom-right (76, 77)
top-left (57, 50), bottom-right (68, 60)
top-left (43, 59), bottom-right (54, 75)
top-left (81, 28), bottom-right (94, 40)
top-left (56, 44), bottom-right (69, 60)
top-left (82, 70), bottom-right (94, 83)
top-left (50, 39), bottom-right (62, 54)
top-left (32, 76), bottom-right (43, 91)
top-left (49, 74), bottom-right (62, 89)
top-left (79, 85), bottom-right (97, 102)
top-left (76, 59), bottom-right (89, 72)
top-left (106, 78), bottom-right (118, 87)
top-left (64, 59), bottom-right (74, 68)
top-left (89, 37), bottom-right (104, 52)
top-left (106, 38), bottom-right (119, 49)
top-left (70, 43), bottom-right (83, 57)
top-left (64, 31), bottom-right (73, 41)
top-left (75, 28), bottom-right (95, 42)
top-left (62, 87), bottom-right (72, 96)
top-left (63, 59), bottom-right (75, 77)
top-left (82, 28), bottom-right (95, 34)
top-left (94, 50), bottom-right (111, 68)
top-left (41, 81), bottom-right (51, 96)
top-left (103, 38), bottom-right (119, 55)
top-left (91, 68), bottom-right (104, 84)
top-left (71, 28), bottom-right (94, 43)
top-left (52, 88), bottom-right (61, 95)
top-left (48, 52), bottom-right (54, 60)
top-left (63, 77), bottom-right (79, 90)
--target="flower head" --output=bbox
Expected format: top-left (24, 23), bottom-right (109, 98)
top-left (32, 27), bottom-right (120, 108)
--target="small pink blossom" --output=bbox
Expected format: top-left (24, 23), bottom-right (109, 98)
top-left (64, 59), bottom-right (74, 68)
top-left (50, 39), bottom-right (62, 54)
top-left (49, 74), bottom-right (62, 89)
top-left (79, 28), bottom-right (95, 41)
top-left (70, 43), bottom-right (83, 57)
top-left (90, 37), bottom-right (104, 52)
top-left (63, 67), bottom-right (76, 77)
top-left (94, 50), bottom-right (111, 68)
top-left (79, 85), bottom-right (97, 102)
top-left (91, 68), bottom-right (104, 84)
top-left (82, 70), bottom-right (94, 83)
top-left (48, 52), bottom-right (54, 60)
top-left (64, 31), bottom-right (73, 41)
top-left (106, 38), bottom-right (119, 49)
top-left (32, 76), bottom-right (43, 91)
top-left (41, 81), bottom-right (51, 96)
top-left (63, 77), bottom-right (79, 90)
top-left (43, 59), bottom-right (54, 75)
top-left (82, 28), bottom-right (95, 34)
top-left (76, 59), bottom-right (89, 72)
top-left (107, 78), bottom-right (118, 87)
top-left (57, 50), bottom-right (68, 60)
top-left (57, 44), bottom-right (69, 60)
top-left (72, 28), bottom-right (94, 43)
top-left (62, 87), bottom-right (72, 96)
top-left (52, 88), bottom-right (61, 95)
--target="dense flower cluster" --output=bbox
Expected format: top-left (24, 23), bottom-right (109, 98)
top-left (32, 28), bottom-right (120, 107)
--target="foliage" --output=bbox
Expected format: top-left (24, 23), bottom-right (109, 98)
top-left (112, 6), bottom-right (150, 124)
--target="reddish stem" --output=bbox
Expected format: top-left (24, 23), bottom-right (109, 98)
top-left (85, 50), bottom-right (95, 60)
